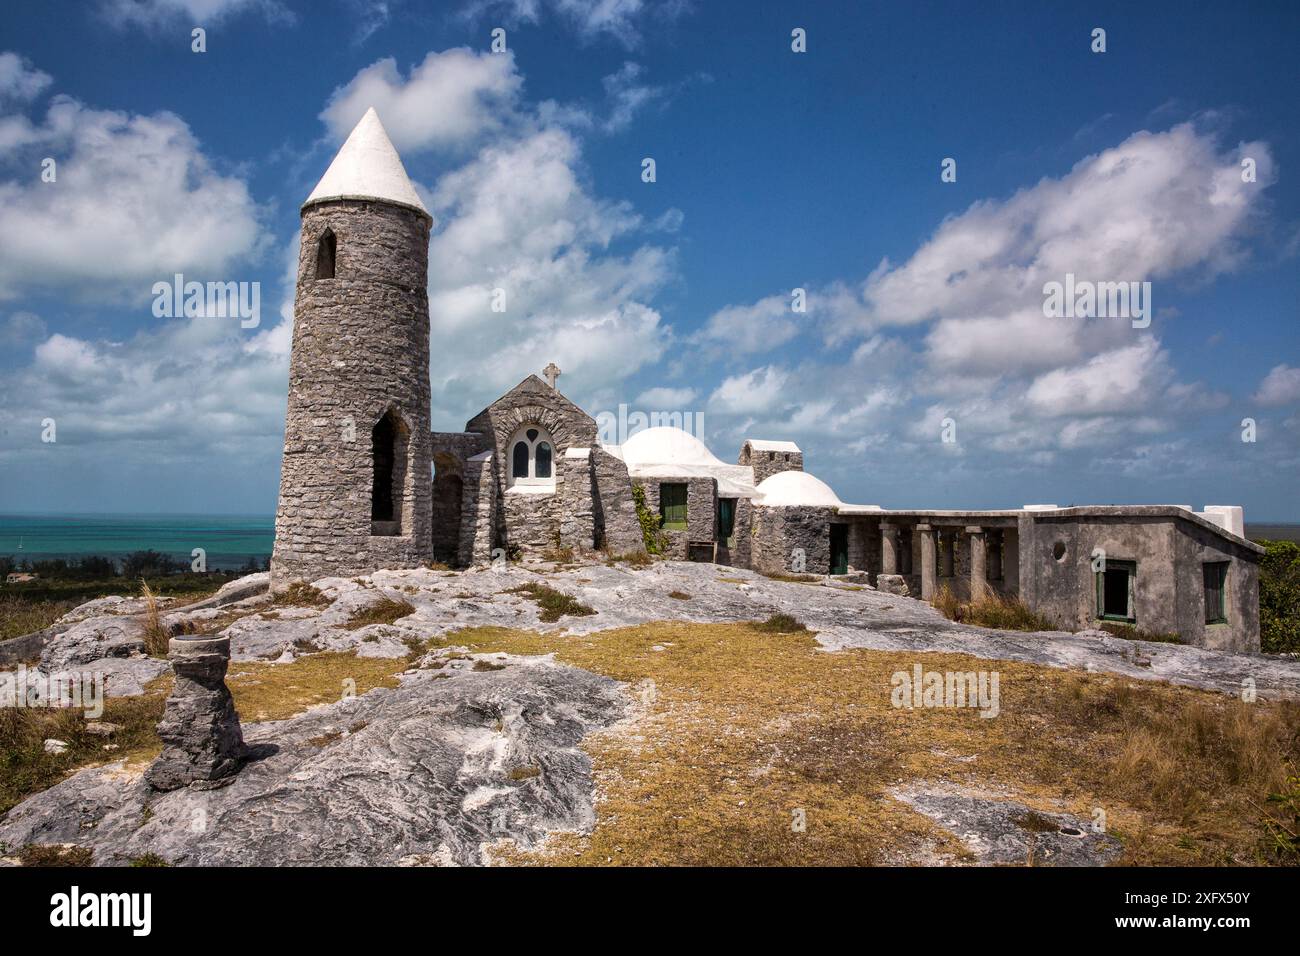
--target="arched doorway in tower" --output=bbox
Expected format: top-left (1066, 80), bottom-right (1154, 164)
top-left (371, 407), bottom-right (410, 536)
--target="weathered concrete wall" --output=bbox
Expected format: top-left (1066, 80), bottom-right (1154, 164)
top-left (1171, 521), bottom-right (1260, 653)
top-left (272, 199), bottom-right (432, 586)
top-left (1018, 512), bottom-right (1260, 651)
top-left (752, 504), bottom-right (833, 575)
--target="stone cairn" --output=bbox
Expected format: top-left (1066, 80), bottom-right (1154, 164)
top-left (144, 636), bottom-right (247, 791)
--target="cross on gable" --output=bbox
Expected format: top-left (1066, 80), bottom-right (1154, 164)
top-left (542, 362), bottom-right (561, 389)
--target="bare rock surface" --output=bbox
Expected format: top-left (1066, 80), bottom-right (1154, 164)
top-left (0, 650), bottom-right (625, 866)
top-left (30, 561), bottom-right (1300, 701)
top-left (893, 783), bottom-right (1122, 866)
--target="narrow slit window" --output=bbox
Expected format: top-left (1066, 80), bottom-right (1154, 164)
top-left (316, 229), bottom-right (336, 279)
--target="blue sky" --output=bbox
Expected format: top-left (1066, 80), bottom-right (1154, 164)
top-left (0, 0), bottom-right (1297, 519)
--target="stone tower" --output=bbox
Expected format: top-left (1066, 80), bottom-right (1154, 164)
top-left (271, 107), bottom-right (433, 586)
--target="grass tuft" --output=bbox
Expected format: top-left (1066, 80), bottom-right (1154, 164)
top-left (18, 844), bottom-right (94, 867)
top-left (343, 597), bottom-right (415, 631)
top-left (932, 587), bottom-right (1058, 632)
top-left (138, 580), bottom-right (170, 658)
top-left (755, 613), bottom-right (808, 634)
top-left (506, 583), bottom-right (596, 623)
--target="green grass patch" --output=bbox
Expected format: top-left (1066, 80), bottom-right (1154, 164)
top-left (343, 597), bottom-right (415, 630)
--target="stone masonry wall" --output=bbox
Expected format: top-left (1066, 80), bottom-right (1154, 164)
top-left (272, 199), bottom-right (432, 586)
top-left (751, 504), bottom-right (833, 575)
top-left (592, 448), bottom-right (644, 555)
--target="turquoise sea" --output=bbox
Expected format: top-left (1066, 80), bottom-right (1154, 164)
top-left (0, 514), bottom-right (274, 571)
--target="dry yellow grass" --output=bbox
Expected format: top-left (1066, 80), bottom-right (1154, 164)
top-left (427, 622), bottom-right (1300, 866)
top-left (226, 651), bottom-right (411, 721)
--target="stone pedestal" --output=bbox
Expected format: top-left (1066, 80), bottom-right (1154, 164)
top-left (967, 527), bottom-right (989, 602)
top-left (145, 637), bottom-right (247, 792)
top-left (918, 524), bottom-right (937, 600)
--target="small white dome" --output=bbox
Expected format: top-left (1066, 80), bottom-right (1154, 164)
top-left (621, 426), bottom-right (725, 468)
top-left (755, 470), bottom-right (842, 508)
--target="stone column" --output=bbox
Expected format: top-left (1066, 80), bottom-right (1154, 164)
top-left (967, 526), bottom-right (988, 602)
top-left (939, 529), bottom-right (955, 577)
top-left (917, 524), bottom-right (937, 600)
top-left (879, 523), bottom-right (898, 574)
top-left (145, 637), bottom-right (247, 792)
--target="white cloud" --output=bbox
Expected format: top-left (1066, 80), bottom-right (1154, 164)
top-left (708, 365), bottom-right (789, 415)
top-left (0, 93), bottom-right (266, 301)
top-left (0, 52), bottom-right (51, 102)
top-left (0, 310), bottom-right (45, 347)
top-left (320, 49), bottom-right (524, 153)
top-left (461, 0), bottom-right (687, 47)
top-left (1024, 338), bottom-right (1172, 417)
top-left (1254, 364), bottom-right (1300, 406)
top-left (695, 293), bottom-right (800, 355)
top-left (99, 0), bottom-right (291, 28)
top-left (634, 385), bottom-right (696, 408)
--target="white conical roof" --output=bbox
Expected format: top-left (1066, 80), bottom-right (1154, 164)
top-left (304, 107), bottom-right (429, 216)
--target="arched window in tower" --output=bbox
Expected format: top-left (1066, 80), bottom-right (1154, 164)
top-left (315, 228), bottom-right (336, 279)
top-left (371, 408), bottom-right (409, 534)
top-left (507, 425), bottom-right (556, 491)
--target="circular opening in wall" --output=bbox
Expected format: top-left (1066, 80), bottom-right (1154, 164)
top-left (1058, 826), bottom-right (1084, 837)
top-left (1052, 541), bottom-right (1067, 562)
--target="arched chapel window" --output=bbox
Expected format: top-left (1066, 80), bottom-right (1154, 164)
top-left (316, 229), bottom-right (336, 279)
top-left (508, 425), bottom-right (555, 490)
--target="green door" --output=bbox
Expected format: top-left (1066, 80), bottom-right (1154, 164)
top-left (717, 498), bottom-right (736, 545)
top-left (829, 523), bottom-right (849, 575)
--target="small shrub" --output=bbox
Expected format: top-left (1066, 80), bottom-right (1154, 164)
top-left (508, 765), bottom-right (541, 781)
top-left (1263, 767), bottom-right (1300, 861)
top-left (344, 597), bottom-right (416, 630)
top-left (473, 659), bottom-right (506, 671)
top-left (756, 613), bottom-right (808, 634)
top-left (931, 588), bottom-right (1058, 633)
top-left (129, 853), bottom-right (171, 867)
top-left (542, 546), bottom-right (575, 564)
top-left (506, 583), bottom-right (596, 623)
top-left (632, 484), bottom-right (669, 555)
top-left (18, 844), bottom-right (93, 867)
top-left (668, 591), bottom-right (692, 601)
top-left (1259, 540), bottom-right (1300, 655)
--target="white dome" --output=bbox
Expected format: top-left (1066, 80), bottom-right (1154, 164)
top-left (755, 470), bottom-right (842, 508)
top-left (621, 426), bottom-right (726, 468)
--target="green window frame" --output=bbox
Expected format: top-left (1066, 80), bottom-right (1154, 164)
top-left (1203, 562), bottom-right (1228, 625)
top-left (1095, 559), bottom-right (1136, 623)
top-left (659, 483), bottom-right (688, 530)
